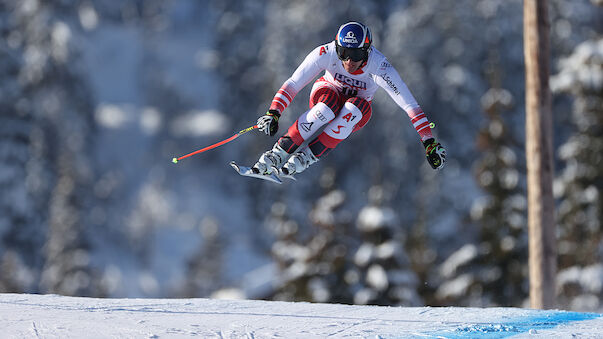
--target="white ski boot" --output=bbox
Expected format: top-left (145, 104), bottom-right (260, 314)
top-left (281, 147), bottom-right (318, 176)
top-left (252, 144), bottom-right (289, 175)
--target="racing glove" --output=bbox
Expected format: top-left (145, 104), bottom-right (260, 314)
top-left (257, 110), bottom-right (281, 136)
top-left (423, 138), bottom-right (447, 170)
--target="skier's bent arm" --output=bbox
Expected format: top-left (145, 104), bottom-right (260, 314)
top-left (269, 45), bottom-right (329, 114)
top-left (374, 61), bottom-right (446, 170)
top-left (259, 45), bottom-right (329, 136)
top-left (374, 61), bottom-right (433, 141)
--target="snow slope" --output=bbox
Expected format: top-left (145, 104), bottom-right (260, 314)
top-left (1, 294), bottom-right (602, 338)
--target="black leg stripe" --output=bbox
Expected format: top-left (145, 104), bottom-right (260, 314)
top-left (309, 139), bottom-right (332, 158)
top-left (278, 136), bottom-right (299, 154)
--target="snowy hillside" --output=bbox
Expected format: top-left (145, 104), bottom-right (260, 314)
top-left (1, 294), bottom-right (602, 338)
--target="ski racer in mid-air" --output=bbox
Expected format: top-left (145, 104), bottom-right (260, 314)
top-left (252, 21), bottom-right (446, 178)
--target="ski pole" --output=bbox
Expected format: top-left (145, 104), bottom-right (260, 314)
top-left (172, 125), bottom-right (258, 164)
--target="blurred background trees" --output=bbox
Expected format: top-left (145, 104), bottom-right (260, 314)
top-left (0, 0), bottom-right (601, 311)
top-left (551, 37), bottom-right (603, 311)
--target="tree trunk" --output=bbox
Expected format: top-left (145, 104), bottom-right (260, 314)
top-left (523, 0), bottom-right (556, 309)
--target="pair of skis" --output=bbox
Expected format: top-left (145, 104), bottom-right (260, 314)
top-left (172, 124), bottom-right (294, 184)
top-left (230, 162), bottom-right (295, 184)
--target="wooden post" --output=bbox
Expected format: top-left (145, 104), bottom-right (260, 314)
top-left (523, 0), bottom-right (556, 309)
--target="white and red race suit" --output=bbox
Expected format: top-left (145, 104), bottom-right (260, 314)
top-left (270, 41), bottom-right (433, 157)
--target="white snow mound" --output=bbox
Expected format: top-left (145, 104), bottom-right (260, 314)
top-left (1, 293), bottom-right (602, 338)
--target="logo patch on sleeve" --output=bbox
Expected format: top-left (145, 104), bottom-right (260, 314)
top-left (319, 45), bottom-right (328, 55)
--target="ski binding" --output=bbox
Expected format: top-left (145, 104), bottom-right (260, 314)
top-left (230, 161), bottom-right (282, 184)
top-left (278, 169), bottom-right (297, 181)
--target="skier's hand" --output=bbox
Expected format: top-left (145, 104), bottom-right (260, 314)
top-left (257, 110), bottom-right (280, 136)
top-left (423, 138), bottom-right (446, 170)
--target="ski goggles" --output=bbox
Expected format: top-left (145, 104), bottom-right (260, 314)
top-left (336, 45), bottom-right (368, 62)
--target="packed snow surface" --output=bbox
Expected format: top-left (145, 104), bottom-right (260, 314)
top-left (1, 294), bottom-right (602, 338)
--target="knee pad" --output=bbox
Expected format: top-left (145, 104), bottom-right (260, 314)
top-left (324, 101), bottom-right (363, 141)
top-left (296, 102), bottom-right (335, 140)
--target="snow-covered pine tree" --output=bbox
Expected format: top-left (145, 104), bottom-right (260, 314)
top-left (0, 38), bottom-right (42, 292)
top-left (350, 185), bottom-right (422, 306)
top-left (180, 216), bottom-right (224, 298)
top-left (270, 195), bottom-right (352, 303)
top-left (551, 37), bottom-right (603, 312)
top-left (269, 170), bottom-right (354, 304)
top-left (0, 1), bottom-right (103, 296)
top-left (435, 87), bottom-right (528, 307)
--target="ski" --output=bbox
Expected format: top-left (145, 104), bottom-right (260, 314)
top-left (278, 169), bottom-right (297, 181)
top-left (230, 161), bottom-right (282, 184)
